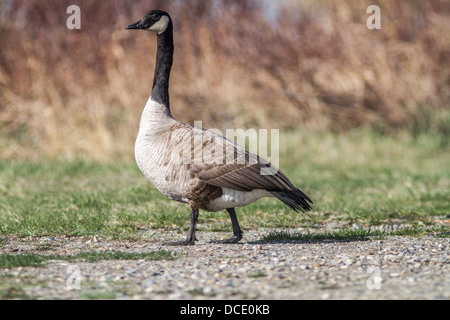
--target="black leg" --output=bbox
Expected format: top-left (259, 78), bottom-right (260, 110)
top-left (212, 208), bottom-right (243, 244)
top-left (166, 209), bottom-right (199, 246)
top-left (185, 209), bottom-right (199, 245)
top-left (228, 208), bottom-right (243, 241)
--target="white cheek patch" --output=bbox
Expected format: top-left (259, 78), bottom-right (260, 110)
top-left (149, 16), bottom-right (170, 34)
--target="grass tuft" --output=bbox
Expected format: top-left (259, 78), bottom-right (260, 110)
top-left (0, 250), bottom-right (175, 269)
top-left (261, 226), bottom-right (449, 242)
top-left (262, 229), bottom-right (379, 242)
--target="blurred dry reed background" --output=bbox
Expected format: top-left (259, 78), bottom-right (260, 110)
top-left (0, 0), bottom-right (449, 161)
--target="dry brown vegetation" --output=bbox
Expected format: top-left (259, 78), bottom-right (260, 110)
top-left (0, 0), bottom-right (449, 161)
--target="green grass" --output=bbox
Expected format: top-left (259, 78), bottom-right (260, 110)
top-left (0, 254), bottom-right (51, 269)
top-left (0, 250), bottom-right (175, 269)
top-left (262, 226), bottom-right (448, 242)
top-left (0, 129), bottom-right (448, 240)
top-left (80, 292), bottom-right (118, 300)
top-left (247, 272), bottom-right (267, 278)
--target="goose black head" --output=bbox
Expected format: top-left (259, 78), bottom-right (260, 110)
top-left (126, 10), bottom-right (171, 34)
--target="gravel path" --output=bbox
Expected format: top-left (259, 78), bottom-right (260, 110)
top-left (1, 230), bottom-right (449, 300)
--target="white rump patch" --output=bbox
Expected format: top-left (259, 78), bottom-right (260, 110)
top-left (149, 16), bottom-right (170, 34)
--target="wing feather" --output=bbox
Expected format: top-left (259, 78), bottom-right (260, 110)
top-left (191, 128), bottom-right (296, 192)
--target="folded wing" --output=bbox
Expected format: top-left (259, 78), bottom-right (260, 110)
top-left (189, 129), bottom-right (313, 212)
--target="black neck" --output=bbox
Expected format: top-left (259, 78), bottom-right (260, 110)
top-left (151, 23), bottom-right (174, 110)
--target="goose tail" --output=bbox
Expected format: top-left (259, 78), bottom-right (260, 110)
top-left (269, 188), bottom-right (313, 212)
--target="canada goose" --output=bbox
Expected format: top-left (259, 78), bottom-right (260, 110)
top-left (126, 10), bottom-right (312, 245)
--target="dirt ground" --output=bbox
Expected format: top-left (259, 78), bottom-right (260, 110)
top-left (1, 229), bottom-right (449, 300)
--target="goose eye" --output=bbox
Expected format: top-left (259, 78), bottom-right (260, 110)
top-left (151, 14), bottom-right (160, 19)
